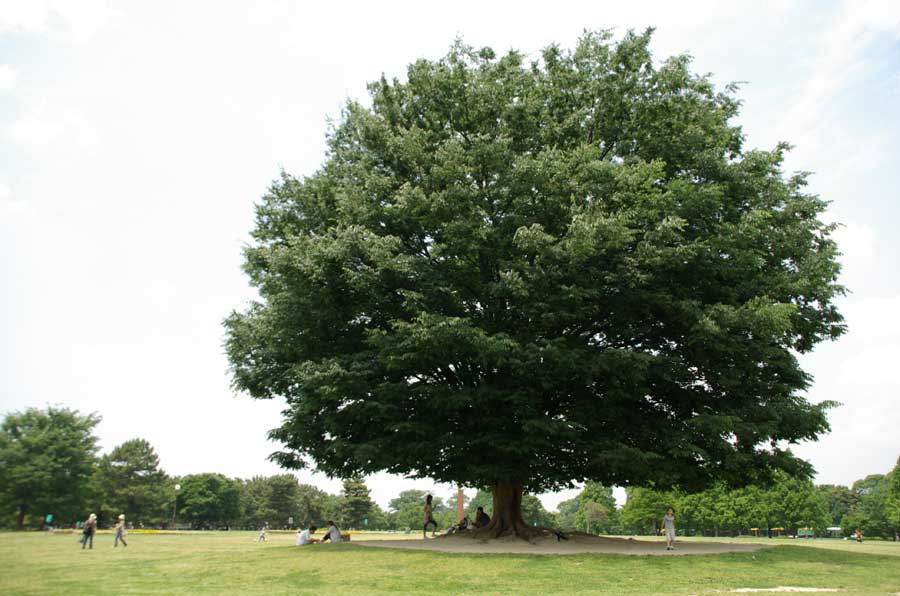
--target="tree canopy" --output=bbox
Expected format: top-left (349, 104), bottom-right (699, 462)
top-left (0, 407), bottom-right (100, 528)
top-left (177, 473), bottom-right (241, 529)
top-left (91, 438), bottom-right (171, 527)
top-left (225, 29), bottom-right (845, 534)
top-left (339, 475), bottom-right (374, 528)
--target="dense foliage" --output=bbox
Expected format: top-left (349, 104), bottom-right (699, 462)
top-left (225, 29), bottom-right (845, 512)
top-left (90, 438), bottom-right (172, 527)
top-left (3, 407), bottom-right (893, 538)
top-left (0, 407), bottom-right (100, 528)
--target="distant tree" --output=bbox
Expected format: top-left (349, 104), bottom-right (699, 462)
top-left (91, 438), bottom-right (171, 527)
top-left (0, 407), bottom-right (100, 528)
top-left (621, 487), bottom-right (676, 535)
top-left (583, 502), bottom-right (610, 534)
top-left (239, 476), bottom-right (275, 529)
top-left (339, 475), bottom-right (374, 529)
top-left (319, 492), bottom-right (343, 526)
top-left (267, 474), bottom-right (300, 527)
top-left (389, 503), bottom-right (422, 531)
top-left (432, 497), bottom-right (458, 529)
top-left (178, 473), bottom-right (241, 528)
top-left (389, 489), bottom-right (445, 530)
top-left (770, 476), bottom-right (829, 533)
top-left (521, 494), bottom-right (554, 528)
top-left (575, 482), bottom-right (618, 533)
top-left (737, 485), bottom-right (773, 534)
top-left (554, 497), bottom-right (580, 531)
top-left (843, 474), bottom-right (894, 538)
top-left (366, 503), bottom-right (390, 530)
top-left (464, 489), bottom-right (493, 518)
top-left (296, 483), bottom-right (332, 528)
top-left (889, 457), bottom-right (900, 534)
top-left (226, 29), bottom-right (845, 538)
top-left (816, 484), bottom-right (859, 527)
top-left (679, 487), bottom-right (717, 535)
top-left (388, 489), bottom-right (429, 513)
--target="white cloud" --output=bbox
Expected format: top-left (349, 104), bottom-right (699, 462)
top-left (775, 1), bottom-right (900, 170)
top-left (2, 0), bottom-right (899, 507)
top-left (0, 183), bottom-right (29, 219)
top-left (0, 64), bottom-right (17, 92)
top-left (0, 0), bottom-right (121, 43)
top-left (6, 102), bottom-right (101, 156)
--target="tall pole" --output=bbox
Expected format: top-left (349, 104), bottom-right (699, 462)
top-left (457, 486), bottom-right (465, 522)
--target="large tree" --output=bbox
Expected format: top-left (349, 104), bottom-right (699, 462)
top-left (177, 473), bottom-right (241, 529)
top-left (225, 30), bottom-right (845, 537)
top-left (843, 474), bottom-right (894, 538)
top-left (339, 475), bottom-right (374, 529)
top-left (296, 483), bottom-right (333, 528)
top-left (90, 438), bottom-right (171, 527)
top-left (575, 482), bottom-right (619, 534)
top-left (888, 456), bottom-right (900, 535)
top-left (0, 407), bottom-right (100, 528)
top-left (240, 474), bottom-right (302, 529)
top-left (816, 484), bottom-right (859, 528)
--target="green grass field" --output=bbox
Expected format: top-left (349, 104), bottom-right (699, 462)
top-left (2, 531), bottom-right (899, 595)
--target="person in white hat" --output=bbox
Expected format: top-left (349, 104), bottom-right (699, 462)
top-left (114, 514), bottom-right (128, 548)
top-left (81, 513), bottom-right (97, 549)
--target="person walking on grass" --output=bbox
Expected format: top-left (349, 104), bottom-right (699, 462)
top-left (662, 507), bottom-right (676, 551)
top-left (256, 523), bottom-right (268, 543)
top-left (423, 494), bottom-right (438, 538)
top-left (114, 514), bottom-right (128, 548)
top-left (80, 513), bottom-right (97, 550)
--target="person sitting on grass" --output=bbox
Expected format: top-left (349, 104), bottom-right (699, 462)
top-left (320, 520), bottom-right (342, 543)
top-left (474, 506), bottom-right (491, 528)
top-left (296, 526), bottom-right (318, 546)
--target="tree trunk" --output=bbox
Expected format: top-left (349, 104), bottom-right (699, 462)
top-left (475, 480), bottom-right (546, 539)
top-left (16, 504), bottom-right (26, 530)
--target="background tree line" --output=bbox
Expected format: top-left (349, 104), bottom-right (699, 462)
top-left (0, 407), bottom-right (521, 530)
top-left (2, 407), bottom-right (897, 537)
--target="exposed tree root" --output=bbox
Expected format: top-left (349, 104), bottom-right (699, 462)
top-left (468, 523), bottom-right (564, 542)
top-left (457, 480), bottom-right (568, 542)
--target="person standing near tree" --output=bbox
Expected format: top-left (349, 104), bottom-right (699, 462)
top-left (423, 494), bottom-right (438, 538)
top-left (80, 513), bottom-right (97, 550)
top-left (662, 507), bottom-right (676, 551)
top-left (114, 514), bottom-right (128, 548)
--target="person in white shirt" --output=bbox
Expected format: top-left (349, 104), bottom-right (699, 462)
top-left (296, 526), bottom-right (318, 546)
top-left (320, 520), bottom-right (342, 543)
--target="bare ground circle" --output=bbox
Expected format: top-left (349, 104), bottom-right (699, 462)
top-left (356, 533), bottom-right (771, 556)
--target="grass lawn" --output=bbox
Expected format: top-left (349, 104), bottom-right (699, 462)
top-left (1, 531), bottom-right (899, 595)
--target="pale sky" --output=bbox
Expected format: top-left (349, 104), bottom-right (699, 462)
top-left (2, 0), bottom-right (899, 511)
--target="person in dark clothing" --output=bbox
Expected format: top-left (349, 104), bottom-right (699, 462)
top-left (474, 506), bottom-right (491, 528)
top-left (423, 495), bottom-right (438, 537)
top-left (80, 514), bottom-right (97, 550)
